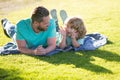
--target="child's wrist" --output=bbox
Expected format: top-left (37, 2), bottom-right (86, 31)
top-left (62, 35), bottom-right (66, 38)
top-left (71, 37), bottom-right (76, 40)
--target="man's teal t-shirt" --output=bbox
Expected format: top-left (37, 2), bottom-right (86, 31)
top-left (16, 18), bottom-right (56, 49)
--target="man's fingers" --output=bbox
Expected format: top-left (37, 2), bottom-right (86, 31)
top-left (38, 45), bottom-right (42, 48)
top-left (37, 45), bottom-right (43, 50)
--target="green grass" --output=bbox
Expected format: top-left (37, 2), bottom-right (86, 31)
top-left (0, 0), bottom-right (120, 80)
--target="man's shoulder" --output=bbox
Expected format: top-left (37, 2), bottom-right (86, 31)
top-left (16, 18), bottom-right (30, 28)
top-left (49, 19), bottom-right (55, 22)
top-left (48, 19), bottom-right (56, 28)
top-left (16, 18), bottom-right (30, 26)
top-left (49, 19), bottom-right (55, 25)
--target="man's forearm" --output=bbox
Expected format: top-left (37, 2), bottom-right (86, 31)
top-left (45, 45), bottom-right (56, 53)
top-left (18, 47), bottom-right (35, 55)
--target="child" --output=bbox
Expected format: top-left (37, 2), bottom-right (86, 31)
top-left (50, 9), bottom-right (87, 49)
top-left (58, 17), bottom-right (87, 49)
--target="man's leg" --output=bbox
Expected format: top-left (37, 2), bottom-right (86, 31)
top-left (50, 9), bottom-right (59, 32)
top-left (1, 18), bottom-right (16, 38)
top-left (60, 10), bottom-right (68, 24)
top-left (0, 19), bottom-right (18, 55)
top-left (1, 18), bottom-right (11, 38)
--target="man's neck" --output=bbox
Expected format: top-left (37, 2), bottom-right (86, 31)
top-left (32, 24), bottom-right (41, 33)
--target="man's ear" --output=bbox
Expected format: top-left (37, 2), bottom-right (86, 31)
top-left (33, 21), bottom-right (40, 25)
top-left (33, 21), bottom-right (38, 24)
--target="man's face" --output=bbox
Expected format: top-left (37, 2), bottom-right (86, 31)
top-left (37, 16), bottom-right (50, 31)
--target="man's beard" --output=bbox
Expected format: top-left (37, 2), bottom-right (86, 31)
top-left (37, 26), bottom-right (46, 31)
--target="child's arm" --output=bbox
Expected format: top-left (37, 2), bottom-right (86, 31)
top-left (59, 35), bottom-right (67, 49)
top-left (58, 27), bottom-right (67, 49)
top-left (71, 30), bottom-right (80, 48)
top-left (71, 37), bottom-right (80, 48)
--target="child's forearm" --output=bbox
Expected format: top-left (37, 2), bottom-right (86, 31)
top-left (71, 38), bottom-right (80, 48)
top-left (59, 36), bottom-right (67, 49)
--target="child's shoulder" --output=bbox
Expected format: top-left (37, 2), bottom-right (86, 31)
top-left (77, 37), bottom-right (85, 45)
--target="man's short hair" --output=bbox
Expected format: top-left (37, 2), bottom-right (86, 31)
top-left (31, 6), bottom-right (49, 23)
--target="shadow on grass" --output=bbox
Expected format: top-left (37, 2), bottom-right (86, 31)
top-left (0, 68), bottom-right (23, 80)
top-left (31, 49), bottom-right (120, 74)
top-left (107, 40), bottom-right (113, 44)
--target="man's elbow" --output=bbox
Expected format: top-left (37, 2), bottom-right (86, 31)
top-left (17, 47), bottom-right (23, 52)
top-left (17, 46), bottom-right (25, 53)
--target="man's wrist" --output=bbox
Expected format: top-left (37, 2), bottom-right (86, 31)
top-left (44, 49), bottom-right (47, 54)
top-left (33, 49), bottom-right (37, 55)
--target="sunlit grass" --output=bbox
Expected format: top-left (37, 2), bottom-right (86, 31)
top-left (0, 0), bottom-right (120, 80)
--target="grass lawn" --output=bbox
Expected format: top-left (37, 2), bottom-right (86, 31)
top-left (0, 0), bottom-right (120, 80)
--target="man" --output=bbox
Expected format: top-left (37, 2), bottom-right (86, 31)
top-left (1, 6), bottom-right (56, 55)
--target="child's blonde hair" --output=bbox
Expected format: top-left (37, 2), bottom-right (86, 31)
top-left (64, 17), bottom-right (87, 39)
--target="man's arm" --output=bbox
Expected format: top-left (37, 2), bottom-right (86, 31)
top-left (16, 40), bottom-right (35, 55)
top-left (44, 37), bottom-right (56, 53)
top-left (16, 38), bottom-right (56, 55)
top-left (32, 37), bottom-right (56, 55)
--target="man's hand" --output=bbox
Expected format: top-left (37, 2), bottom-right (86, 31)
top-left (34, 46), bottom-right (46, 55)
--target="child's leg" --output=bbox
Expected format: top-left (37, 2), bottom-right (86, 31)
top-left (50, 9), bottom-right (59, 32)
top-left (1, 18), bottom-right (16, 39)
top-left (60, 10), bottom-right (68, 24)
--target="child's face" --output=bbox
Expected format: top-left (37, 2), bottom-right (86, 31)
top-left (66, 26), bottom-right (78, 37)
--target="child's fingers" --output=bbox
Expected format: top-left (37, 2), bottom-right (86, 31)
top-left (60, 26), bottom-right (66, 30)
top-left (59, 26), bottom-right (62, 29)
top-left (71, 29), bottom-right (75, 32)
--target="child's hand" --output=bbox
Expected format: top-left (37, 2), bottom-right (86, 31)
top-left (59, 26), bottom-right (66, 37)
top-left (70, 29), bottom-right (77, 39)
